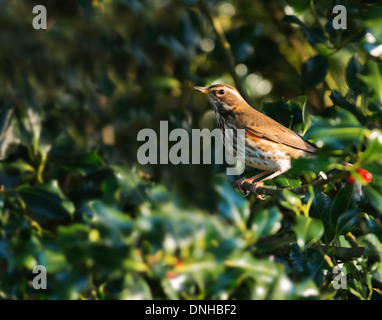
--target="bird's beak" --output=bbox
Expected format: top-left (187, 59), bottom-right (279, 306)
top-left (193, 86), bottom-right (209, 94)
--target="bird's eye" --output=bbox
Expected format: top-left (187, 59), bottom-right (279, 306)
top-left (218, 89), bottom-right (226, 95)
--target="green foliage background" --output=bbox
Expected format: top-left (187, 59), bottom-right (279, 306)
top-left (0, 0), bottom-right (382, 300)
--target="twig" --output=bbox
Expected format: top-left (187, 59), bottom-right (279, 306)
top-left (235, 170), bottom-right (347, 197)
top-left (257, 233), bottom-right (378, 262)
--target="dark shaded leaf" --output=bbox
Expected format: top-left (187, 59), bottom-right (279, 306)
top-left (309, 191), bottom-right (335, 244)
top-left (98, 70), bottom-right (116, 97)
top-left (301, 55), bottom-right (328, 91)
top-left (19, 181), bottom-right (75, 220)
top-left (289, 156), bottom-right (332, 175)
top-left (335, 208), bottom-right (361, 236)
top-left (283, 16), bottom-right (326, 44)
top-left (54, 151), bottom-right (106, 175)
top-left (330, 184), bottom-right (360, 227)
top-left (365, 183), bottom-right (382, 211)
top-left (289, 244), bottom-right (328, 286)
top-left (330, 90), bottom-right (367, 124)
top-left (346, 56), bottom-right (364, 94)
top-left (364, 214), bottom-right (382, 241)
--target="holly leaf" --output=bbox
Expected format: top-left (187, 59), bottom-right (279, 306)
top-left (19, 180), bottom-right (75, 220)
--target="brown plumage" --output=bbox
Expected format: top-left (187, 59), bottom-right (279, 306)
top-left (194, 84), bottom-right (317, 198)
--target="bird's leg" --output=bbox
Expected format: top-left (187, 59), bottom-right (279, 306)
top-left (251, 170), bottom-right (285, 200)
top-left (236, 171), bottom-right (270, 195)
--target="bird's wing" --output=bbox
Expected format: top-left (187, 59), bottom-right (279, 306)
top-left (240, 108), bottom-right (317, 153)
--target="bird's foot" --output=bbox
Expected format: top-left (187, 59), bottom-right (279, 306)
top-left (237, 178), bottom-right (266, 200)
top-left (250, 181), bottom-right (266, 200)
top-left (237, 177), bottom-right (257, 196)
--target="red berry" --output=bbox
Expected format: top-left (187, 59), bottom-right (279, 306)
top-left (166, 271), bottom-right (177, 279)
top-left (346, 175), bottom-right (355, 185)
top-left (175, 259), bottom-right (184, 267)
top-left (356, 168), bottom-right (373, 183)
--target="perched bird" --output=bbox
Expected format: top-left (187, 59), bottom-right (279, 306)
top-left (194, 84), bottom-right (317, 199)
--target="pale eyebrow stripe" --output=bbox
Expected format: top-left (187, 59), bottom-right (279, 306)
top-left (212, 85), bottom-right (242, 100)
top-left (225, 88), bottom-right (242, 100)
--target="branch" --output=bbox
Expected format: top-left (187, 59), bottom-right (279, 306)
top-left (257, 234), bottom-right (382, 289)
top-left (235, 170), bottom-right (347, 197)
top-left (291, 171), bottom-right (347, 194)
top-left (257, 234), bottom-right (379, 262)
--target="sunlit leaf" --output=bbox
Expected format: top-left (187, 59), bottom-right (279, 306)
top-left (214, 176), bottom-right (249, 231)
top-left (286, 0), bottom-right (311, 13)
top-left (293, 215), bottom-right (324, 248)
top-left (358, 60), bottom-right (382, 102)
top-left (249, 207), bottom-right (282, 242)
